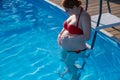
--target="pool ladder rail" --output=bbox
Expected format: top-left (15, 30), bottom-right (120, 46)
top-left (84, 0), bottom-right (120, 49)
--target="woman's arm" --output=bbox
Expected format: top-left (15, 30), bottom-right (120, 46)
top-left (69, 12), bottom-right (91, 41)
top-left (58, 28), bottom-right (66, 45)
top-left (58, 28), bottom-right (66, 38)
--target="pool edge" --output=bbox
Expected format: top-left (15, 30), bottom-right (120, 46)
top-left (46, 0), bottom-right (114, 37)
top-left (46, 0), bottom-right (120, 48)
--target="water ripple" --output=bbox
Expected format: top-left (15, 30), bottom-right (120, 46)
top-left (30, 55), bottom-right (49, 67)
top-left (38, 72), bottom-right (57, 80)
top-left (19, 65), bottom-right (45, 79)
top-left (0, 43), bottom-right (24, 54)
top-left (1, 46), bottom-right (25, 62)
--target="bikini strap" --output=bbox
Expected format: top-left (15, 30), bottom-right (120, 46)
top-left (76, 7), bottom-right (83, 27)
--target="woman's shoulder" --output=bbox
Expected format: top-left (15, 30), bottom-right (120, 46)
top-left (81, 10), bottom-right (91, 20)
top-left (82, 10), bottom-right (90, 17)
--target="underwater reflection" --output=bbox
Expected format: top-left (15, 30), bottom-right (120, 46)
top-left (60, 49), bottom-right (91, 80)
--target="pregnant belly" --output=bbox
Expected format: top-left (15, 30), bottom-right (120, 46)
top-left (60, 36), bottom-right (83, 51)
top-left (61, 30), bottom-right (69, 37)
top-left (59, 30), bottom-right (86, 51)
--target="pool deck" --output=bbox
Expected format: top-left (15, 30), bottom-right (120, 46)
top-left (49, 0), bottom-right (120, 42)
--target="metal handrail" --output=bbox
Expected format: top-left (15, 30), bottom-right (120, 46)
top-left (91, 0), bottom-right (103, 49)
top-left (85, 0), bottom-right (88, 11)
top-left (85, 0), bottom-right (111, 49)
top-left (106, 0), bottom-right (111, 13)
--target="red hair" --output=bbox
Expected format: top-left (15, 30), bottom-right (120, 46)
top-left (61, 0), bottom-right (82, 8)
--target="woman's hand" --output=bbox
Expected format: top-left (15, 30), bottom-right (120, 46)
top-left (58, 34), bottom-right (69, 45)
top-left (58, 34), bottom-right (62, 45)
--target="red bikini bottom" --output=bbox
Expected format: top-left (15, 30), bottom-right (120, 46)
top-left (68, 48), bottom-right (87, 53)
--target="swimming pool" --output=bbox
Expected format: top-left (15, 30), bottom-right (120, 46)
top-left (0, 0), bottom-right (120, 80)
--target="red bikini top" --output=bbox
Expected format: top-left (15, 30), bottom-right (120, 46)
top-left (64, 8), bottom-right (83, 35)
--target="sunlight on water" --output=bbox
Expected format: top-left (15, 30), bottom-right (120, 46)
top-left (0, 0), bottom-right (120, 80)
top-left (0, 0), bottom-right (66, 80)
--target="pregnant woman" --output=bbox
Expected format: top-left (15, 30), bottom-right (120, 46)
top-left (58, 0), bottom-right (91, 79)
top-left (58, 0), bottom-right (91, 53)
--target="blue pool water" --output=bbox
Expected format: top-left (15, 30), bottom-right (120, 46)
top-left (0, 0), bottom-right (120, 80)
